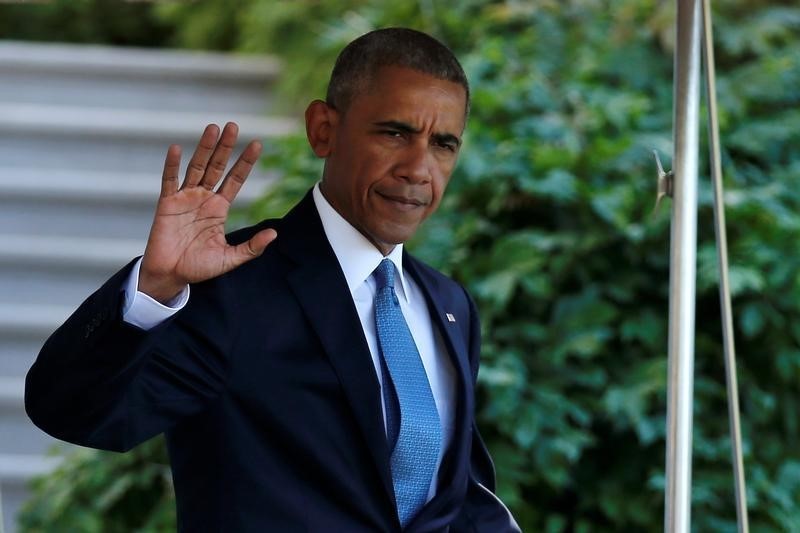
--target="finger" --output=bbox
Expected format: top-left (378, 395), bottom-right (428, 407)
top-left (199, 122), bottom-right (239, 191)
top-left (228, 228), bottom-right (277, 269)
top-left (181, 124), bottom-right (220, 190)
top-left (217, 140), bottom-right (263, 204)
top-left (161, 144), bottom-right (181, 197)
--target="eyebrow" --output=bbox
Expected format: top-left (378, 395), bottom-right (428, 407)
top-left (373, 120), bottom-right (462, 147)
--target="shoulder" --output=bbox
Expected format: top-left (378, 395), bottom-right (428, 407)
top-left (225, 218), bottom-right (282, 247)
top-left (224, 188), bottom-right (320, 250)
top-left (406, 254), bottom-right (460, 292)
top-left (405, 253), bottom-right (477, 320)
top-left (406, 253), bottom-right (482, 374)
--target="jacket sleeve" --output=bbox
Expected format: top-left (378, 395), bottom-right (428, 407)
top-left (25, 258), bottom-right (236, 452)
top-left (451, 289), bottom-right (522, 533)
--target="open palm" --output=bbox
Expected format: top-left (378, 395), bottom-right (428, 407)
top-left (139, 122), bottom-right (277, 303)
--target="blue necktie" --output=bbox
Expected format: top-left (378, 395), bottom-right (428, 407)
top-left (373, 259), bottom-right (442, 527)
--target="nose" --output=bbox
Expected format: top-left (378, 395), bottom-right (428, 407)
top-left (395, 141), bottom-right (432, 184)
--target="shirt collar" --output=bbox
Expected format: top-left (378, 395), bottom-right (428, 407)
top-left (312, 183), bottom-right (411, 303)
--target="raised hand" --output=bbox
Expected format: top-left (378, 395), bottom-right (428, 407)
top-left (138, 122), bottom-right (277, 303)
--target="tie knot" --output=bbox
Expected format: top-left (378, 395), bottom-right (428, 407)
top-left (374, 259), bottom-right (396, 290)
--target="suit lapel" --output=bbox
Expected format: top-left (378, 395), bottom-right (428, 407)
top-left (403, 253), bottom-right (473, 423)
top-left (274, 191), bottom-right (476, 525)
top-left (276, 191), bottom-right (396, 507)
top-left (403, 254), bottom-right (475, 519)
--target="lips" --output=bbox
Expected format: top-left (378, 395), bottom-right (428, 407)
top-left (376, 191), bottom-right (427, 208)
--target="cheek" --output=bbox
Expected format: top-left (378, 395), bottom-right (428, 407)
top-left (432, 154), bottom-right (457, 181)
top-left (424, 181), bottom-right (448, 216)
top-left (433, 169), bottom-right (452, 196)
top-left (360, 155), bottom-right (394, 190)
top-left (440, 155), bottom-right (458, 175)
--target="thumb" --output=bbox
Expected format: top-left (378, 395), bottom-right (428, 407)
top-left (230, 228), bottom-right (278, 267)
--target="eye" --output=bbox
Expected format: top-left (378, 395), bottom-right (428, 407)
top-left (436, 140), bottom-right (457, 152)
top-left (380, 130), bottom-right (404, 138)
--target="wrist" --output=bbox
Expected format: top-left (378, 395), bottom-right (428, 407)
top-left (138, 269), bottom-right (185, 305)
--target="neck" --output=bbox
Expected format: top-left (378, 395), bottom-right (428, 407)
top-left (318, 180), bottom-right (397, 256)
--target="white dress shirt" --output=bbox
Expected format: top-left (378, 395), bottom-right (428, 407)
top-left (121, 183), bottom-right (457, 500)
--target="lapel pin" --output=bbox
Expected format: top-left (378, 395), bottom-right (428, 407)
top-left (446, 313), bottom-right (456, 323)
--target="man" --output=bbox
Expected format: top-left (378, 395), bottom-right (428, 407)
top-left (26, 28), bottom-right (520, 532)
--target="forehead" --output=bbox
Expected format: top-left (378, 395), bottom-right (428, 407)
top-left (350, 66), bottom-right (467, 131)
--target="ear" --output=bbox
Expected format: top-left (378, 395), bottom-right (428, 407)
top-left (305, 100), bottom-right (338, 158)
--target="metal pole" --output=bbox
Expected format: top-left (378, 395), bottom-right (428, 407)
top-left (700, 1), bottom-right (750, 530)
top-left (665, 1), bottom-right (701, 531)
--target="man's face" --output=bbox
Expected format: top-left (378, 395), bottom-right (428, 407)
top-left (319, 66), bottom-right (467, 255)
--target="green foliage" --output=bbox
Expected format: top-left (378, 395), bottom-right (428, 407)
top-left (17, 1), bottom-right (800, 532)
top-left (242, 1), bottom-right (800, 530)
top-left (0, 0), bottom-right (174, 47)
top-left (18, 439), bottom-right (173, 532)
top-left (153, 0), bottom-right (374, 112)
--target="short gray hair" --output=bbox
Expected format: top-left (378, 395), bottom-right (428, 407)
top-left (326, 27), bottom-right (470, 116)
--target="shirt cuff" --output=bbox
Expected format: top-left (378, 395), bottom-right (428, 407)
top-left (122, 257), bottom-right (190, 330)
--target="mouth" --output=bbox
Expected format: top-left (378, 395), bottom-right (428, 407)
top-left (376, 192), bottom-right (427, 211)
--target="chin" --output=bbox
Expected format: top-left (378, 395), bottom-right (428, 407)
top-left (367, 229), bottom-right (402, 247)
top-left (368, 220), bottom-right (424, 250)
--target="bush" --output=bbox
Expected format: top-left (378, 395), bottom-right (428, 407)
top-left (18, 439), bottom-right (173, 532)
top-left (19, 1), bottom-right (800, 531)
top-left (248, 1), bottom-right (800, 530)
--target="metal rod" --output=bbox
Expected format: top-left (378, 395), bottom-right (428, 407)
top-left (700, 1), bottom-right (750, 530)
top-left (665, 1), bottom-right (702, 531)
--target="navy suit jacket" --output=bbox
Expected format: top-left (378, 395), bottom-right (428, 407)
top-left (26, 190), bottom-right (520, 532)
